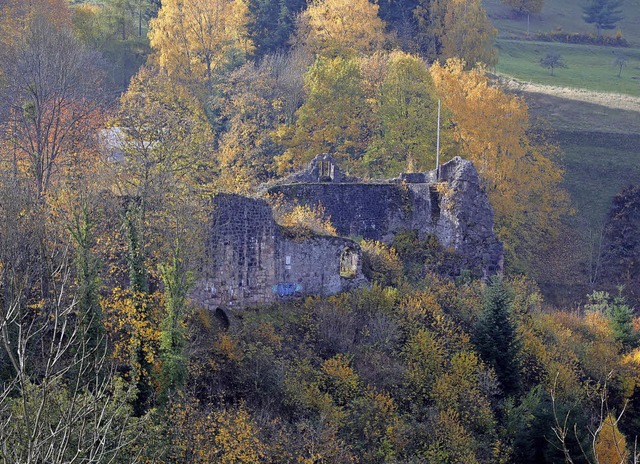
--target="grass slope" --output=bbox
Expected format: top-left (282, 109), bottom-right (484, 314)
top-left (482, 0), bottom-right (640, 303)
top-left (485, 0), bottom-right (640, 45)
top-left (520, 90), bottom-right (640, 303)
top-left (496, 39), bottom-right (640, 96)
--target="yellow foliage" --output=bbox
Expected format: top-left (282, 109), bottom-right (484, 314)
top-left (360, 240), bottom-right (403, 286)
top-left (429, 409), bottom-right (480, 464)
top-left (595, 413), bottom-right (629, 464)
top-left (149, 0), bottom-right (253, 92)
top-left (297, 0), bottom-right (387, 57)
top-left (321, 354), bottom-right (360, 404)
top-left (440, 0), bottom-right (498, 67)
top-left (270, 196), bottom-right (337, 239)
top-left (165, 397), bottom-right (265, 463)
top-left (432, 351), bottom-right (495, 433)
top-left (403, 329), bottom-right (446, 403)
top-left (213, 406), bottom-right (266, 464)
top-left (102, 287), bottom-right (163, 370)
top-left (274, 56), bottom-right (370, 174)
top-left (430, 58), bottom-right (571, 273)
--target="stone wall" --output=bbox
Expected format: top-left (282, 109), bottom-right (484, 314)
top-left (192, 194), bottom-right (366, 311)
top-left (269, 156), bottom-right (503, 277)
top-left (192, 156), bottom-right (503, 311)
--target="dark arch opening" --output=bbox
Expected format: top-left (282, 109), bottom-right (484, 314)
top-left (214, 307), bottom-right (230, 331)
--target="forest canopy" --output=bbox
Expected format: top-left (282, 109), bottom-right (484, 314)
top-left (0, 1), bottom-right (636, 463)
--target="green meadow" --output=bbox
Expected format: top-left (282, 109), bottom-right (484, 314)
top-left (495, 39), bottom-right (640, 96)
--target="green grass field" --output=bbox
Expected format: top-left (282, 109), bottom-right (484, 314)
top-left (495, 39), bottom-right (640, 96)
top-left (485, 0), bottom-right (640, 95)
top-left (484, 0), bottom-right (640, 45)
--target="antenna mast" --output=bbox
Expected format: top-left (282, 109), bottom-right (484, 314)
top-left (436, 99), bottom-right (441, 180)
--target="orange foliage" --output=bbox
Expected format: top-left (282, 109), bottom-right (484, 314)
top-left (214, 333), bottom-right (244, 363)
top-left (595, 413), bottom-right (629, 464)
top-left (430, 58), bottom-right (570, 272)
top-left (0, 0), bottom-right (71, 42)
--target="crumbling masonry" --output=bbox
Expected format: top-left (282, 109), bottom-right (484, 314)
top-left (192, 155), bottom-right (503, 311)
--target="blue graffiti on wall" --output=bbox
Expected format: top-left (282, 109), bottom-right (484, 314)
top-left (272, 282), bottom-right (303, 297)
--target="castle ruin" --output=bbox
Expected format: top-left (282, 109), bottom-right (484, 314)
top-left (192, 155), bottom-right (503, 311)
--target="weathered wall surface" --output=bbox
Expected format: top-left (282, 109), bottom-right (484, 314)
top-left (269, 183), bottom-right (410, 242)
top-left (192, 156), bottom-right (503, 311)
top-left (269, 156), bottom-right (503, 277)
top-left (192, 194), bottom-right (366, 311)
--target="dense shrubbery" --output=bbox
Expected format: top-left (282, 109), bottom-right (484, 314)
top-left (139, 276), bottom-right (640, 463)
top-left (533, 31), bottom-right (629, 47)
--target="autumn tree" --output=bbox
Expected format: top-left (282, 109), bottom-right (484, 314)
top-left (0, 0), bottom-right (71, 47)
top-left (502, 0), bottom-right (544, 15)
top-left (109, 66), bottom-right (213, 412)
top-left (275, 56), bottom-right (370, 174)
top-left (295, 0), bottom-right (387, 57)
top-left (366, 51), bottom-right (439, 176)
top-left (0, 173), bottom-right (143, 463)
top-left (440, 0), bottom-right (498, 67)
top-left (213, 56), bottom-right (290, 193)
top-left (0, 16), bottom-right (105, 201)
top-left (430, 58), bottom-right (570, 273)
top-left (414, 0), bottom-right (497, 67)
top-left (595, 413), bottom-right (629, 464)
top-left (0, 265), bottom-right (144, 463)
top-left (149, 0), bottom-right (253, 95)
top-left (113, 66), bottom-right (215, 214)
top-left (0, 13), bottom-right (107, 309)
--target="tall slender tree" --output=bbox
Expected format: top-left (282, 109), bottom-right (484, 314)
top-left (473, 277), bottom-right (522, 396)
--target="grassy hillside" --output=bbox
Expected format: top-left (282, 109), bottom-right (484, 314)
top-left (496, 40), bottom-right (640, 96)
top-left (485, 0), bottom-right (640, 95)
top-left (513, 89), bottom-right (640, 303)
top-left (483, 0), bottom-right (640, 303)
top-left (485, 0), bottom-right (640, 45)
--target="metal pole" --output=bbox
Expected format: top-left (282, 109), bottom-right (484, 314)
top-left (436, 99), bottom-right (441, 180)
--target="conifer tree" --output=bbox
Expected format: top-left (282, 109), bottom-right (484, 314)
top-left (473, 277), bottom-right (522, 396)
top-left (582, 0), bottom-right (624, 37)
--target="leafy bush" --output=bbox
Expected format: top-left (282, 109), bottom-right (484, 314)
top-left (533, 31), bottom-right (628, 47)
top-left (360, 240), bottom-right (403, 286)
top-left (274, 205), bottom-right (338, 238)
